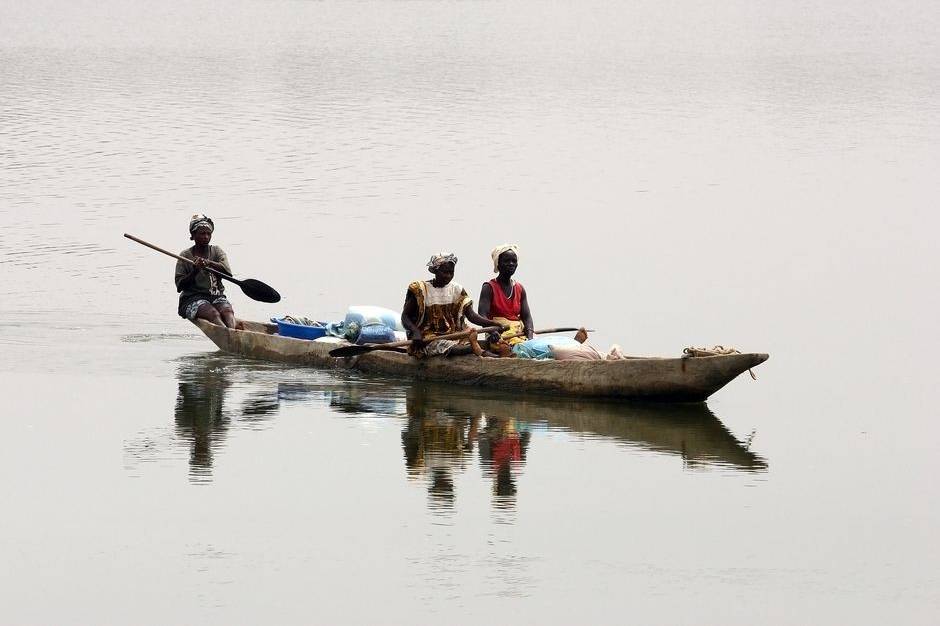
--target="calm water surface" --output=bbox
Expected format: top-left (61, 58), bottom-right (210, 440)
top-left (1, 0), bottom-right (937, 623)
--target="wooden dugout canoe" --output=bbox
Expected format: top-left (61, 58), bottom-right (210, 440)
top-left (193, 319), bottom-right (769, 402)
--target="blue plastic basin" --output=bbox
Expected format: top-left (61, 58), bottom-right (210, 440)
top-left (270, 317), bottom-right (328, 340)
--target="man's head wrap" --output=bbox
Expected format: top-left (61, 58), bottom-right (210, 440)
top-left (189, 214), bottom-right (214, 234)
top-left (427, 252), bottom-right (458, 270)
top-left (491, 243), bottom-right (519, 272)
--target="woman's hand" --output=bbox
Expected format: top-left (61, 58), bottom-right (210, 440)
top-left (193, 257), bottom-right (208, 269)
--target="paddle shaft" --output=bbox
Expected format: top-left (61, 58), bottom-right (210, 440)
top-left (398, 326), bottom-right (583, 349)
top-left (329, 326), bottom-right (587, 357)
top-left (377, 325), bottom-right (503, 351)
top-left (124, 233), bottom-right (244, 285)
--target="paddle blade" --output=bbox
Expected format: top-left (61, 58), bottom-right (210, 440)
top-left (239, 278), bottom-right (281, 303)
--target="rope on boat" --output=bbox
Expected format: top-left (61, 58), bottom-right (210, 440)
top-left (683, 345), bottom-right (739, 357)
top-left (682, 345), bottom-right (757, 380)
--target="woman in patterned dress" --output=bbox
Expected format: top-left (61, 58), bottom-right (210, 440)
top-left (401, 252), bottom-right (503, 357)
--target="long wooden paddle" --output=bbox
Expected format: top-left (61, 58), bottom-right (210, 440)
top-left (328, 326), bottom-right (586, 358)
top-left (124, 233), bottom-right (281, 303)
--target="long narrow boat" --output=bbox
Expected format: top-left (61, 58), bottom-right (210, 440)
top-left (193, 319), bottom-right (769, 402)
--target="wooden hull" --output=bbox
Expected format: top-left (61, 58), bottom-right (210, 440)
top-left (194, 320), bottom-right (769, 402)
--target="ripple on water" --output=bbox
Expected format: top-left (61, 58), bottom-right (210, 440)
top-left (121, 332), bottom-right (203, 343)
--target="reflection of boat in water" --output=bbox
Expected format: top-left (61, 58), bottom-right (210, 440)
top-left (411, 387), bottom-right (767, 472)
top-left (169, 354), bottom-right (766, 493)
top-left (334, 381), bottom-right (768, 511)
top-left (193, 319), bottom-right (768, 402)
top-left (330, 381), bottom-right (767, 472)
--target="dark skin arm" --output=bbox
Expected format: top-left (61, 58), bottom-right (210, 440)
top-left (464, 303), bottom-right (502, 329)
top-left (192, 254), bottom-right (229, 274)
top-left (520, 291), bottom-right (534, 339)
top-left (477, 283), bottom-right (493, 322)
top-left (199, 258), bottom-right (229, 273)
top-left (401, 290), bottom-right (424, 344)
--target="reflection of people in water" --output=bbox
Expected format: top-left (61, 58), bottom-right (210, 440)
top-left (394, 380), bottom-right (772, 513)
top-left (173, 356), bottom-right (285, 481)
top-left (401, 384), bottom-right (767, 473)
top-left (402, 387), bottom-right (480, 508)
top-left (478, 416), bottom-right (531, 507)
top-left (174, 360), bottom-right (230, 479)
top-left (400, 385), bottom-right (534, 510)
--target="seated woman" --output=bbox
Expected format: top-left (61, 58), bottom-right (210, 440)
top-left (402, 252), bottom-right (503, 357)
top-left (477, 244), bottom-right (534, 349)
top-left (175, 214), bottom-right (237, 328)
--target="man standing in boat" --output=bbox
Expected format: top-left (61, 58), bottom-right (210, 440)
top-left (478, 243), bottom-right (534, 352)
top-left (175, 214), bottom-right (238, 328)
top-left (402, 252), bottom-right (504, 357)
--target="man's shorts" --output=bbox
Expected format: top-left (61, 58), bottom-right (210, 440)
top-left (180, 295), bottom-right (231, 320)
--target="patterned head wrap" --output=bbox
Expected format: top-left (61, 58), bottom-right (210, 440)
top-left (491, 243), bottom-right (519, 272)
top-left (427, 252), bottom-right (458, 270)
top-left (189, 214), bottom-right (214, 234)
